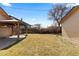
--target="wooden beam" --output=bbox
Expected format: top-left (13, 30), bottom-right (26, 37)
top-left (11, 25), bottom-right (14, 35)
top-left (17, 21), bottom-right (20, 40)
top-left (25, 26), bottom-right (27, 36)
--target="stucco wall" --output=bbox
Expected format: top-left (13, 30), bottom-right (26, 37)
top-left (0, 9), bottom-right (12, 37)
top-left (0, 15), bottom-right (7, 20)
top-left (0, 27), bottom-right (12, 37)
top-left (62, 9), bottom-right (79, 38)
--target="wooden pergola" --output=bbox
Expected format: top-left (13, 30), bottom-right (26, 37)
top-left (0, 20), bottom-right (20, 40)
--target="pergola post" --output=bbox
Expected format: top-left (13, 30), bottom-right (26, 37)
top-left (17, 21), bottom-right (20, 40)
top-left (11, 25), bottom-right (14, 35)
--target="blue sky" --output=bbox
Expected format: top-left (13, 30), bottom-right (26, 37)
top-left (0, 3), bottom-right (54, 28)
top-left (0, 3), bottom-right (76, 27)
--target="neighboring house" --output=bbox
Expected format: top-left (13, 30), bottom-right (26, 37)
top-left (26, 23), bottom-right (32, 29)
top-left (31, 24), bottom-right (41, 29)
top-left (60, 6), bottom-right (79, 40)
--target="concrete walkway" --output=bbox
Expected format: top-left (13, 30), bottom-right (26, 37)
top-left (0, 34), bottom-right (26, 50)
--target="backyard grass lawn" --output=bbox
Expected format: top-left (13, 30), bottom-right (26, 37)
top-left (0, 34), bottom-right (79, 56)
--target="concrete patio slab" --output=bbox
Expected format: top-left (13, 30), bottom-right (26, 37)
top-left (0, 34), bottom-right (26, 50)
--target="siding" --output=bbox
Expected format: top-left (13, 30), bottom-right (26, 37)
top-left (0, 27), bottom-right (12, 37)
top-left (0, 15), bottom-right (7, 20)
top-left (62, 9), bottom-right (79, 38)
top-left (0, 8), bottom-right (12, 37)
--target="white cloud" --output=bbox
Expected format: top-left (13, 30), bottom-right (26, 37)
top-left (1, 2), bottom-right (12, 7)
top-left (0, 0), bottom-right (12, 7)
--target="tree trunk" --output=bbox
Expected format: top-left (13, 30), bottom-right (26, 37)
top-left (56, 20), bottom-right (61, 34)
top-left (58, 22), bottom-right (61, 34)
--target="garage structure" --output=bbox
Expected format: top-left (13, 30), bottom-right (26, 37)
top-left (60, 6), bottom-right (79, 42)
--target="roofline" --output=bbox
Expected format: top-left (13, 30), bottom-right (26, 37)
top-left (9, 15), bottom-right (32, 26)
top-left (60, 6), bottom-right (79, 24)
top-left (0, 20), bottom-right (18, 23)
top-left (0, 7), bottom-right (11, 19)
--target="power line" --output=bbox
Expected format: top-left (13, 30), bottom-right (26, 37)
top-left (5, 6), bottom-right (50, 11)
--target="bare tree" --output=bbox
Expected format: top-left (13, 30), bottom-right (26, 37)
top-left (48, 4), bottom-right (69, 33)
top-left (49, 4), bottom-right (68, 27)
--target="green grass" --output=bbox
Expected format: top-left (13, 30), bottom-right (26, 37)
top-left (0, 34), bottom-right (79, 56)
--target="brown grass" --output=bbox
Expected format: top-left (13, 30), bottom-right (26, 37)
top-left (0, 34), bottom-right (79, 56)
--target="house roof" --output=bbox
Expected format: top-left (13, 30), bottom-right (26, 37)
top-left (60, 6), bottom-right (79, 24)
top-left (9, 15), bottom-right (32, 26)
top-left (0, 7), bottom-right (31, 26)
top-left (0, 7), bottom-right (11, 20)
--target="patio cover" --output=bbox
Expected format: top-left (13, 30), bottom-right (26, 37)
top-left (0, 20), bottom-right (20, 40)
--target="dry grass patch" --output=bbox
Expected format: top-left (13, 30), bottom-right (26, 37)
top-left (0, 34), bottom-right (79, 56)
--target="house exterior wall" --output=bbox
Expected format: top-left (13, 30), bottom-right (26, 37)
top-left (0, 9), bottom-right (12, 37)
top-left (62, 27), bottom-right (69, 39)
top-left (0, 27), bottom-right (12, 37)
top-left (62, 9), bottom-right (79, 38)
top-left (0, 15), bottom-right (7, 20)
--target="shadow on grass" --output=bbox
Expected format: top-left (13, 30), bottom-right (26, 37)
top-left (0, 35), bottom-right (27, 50)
